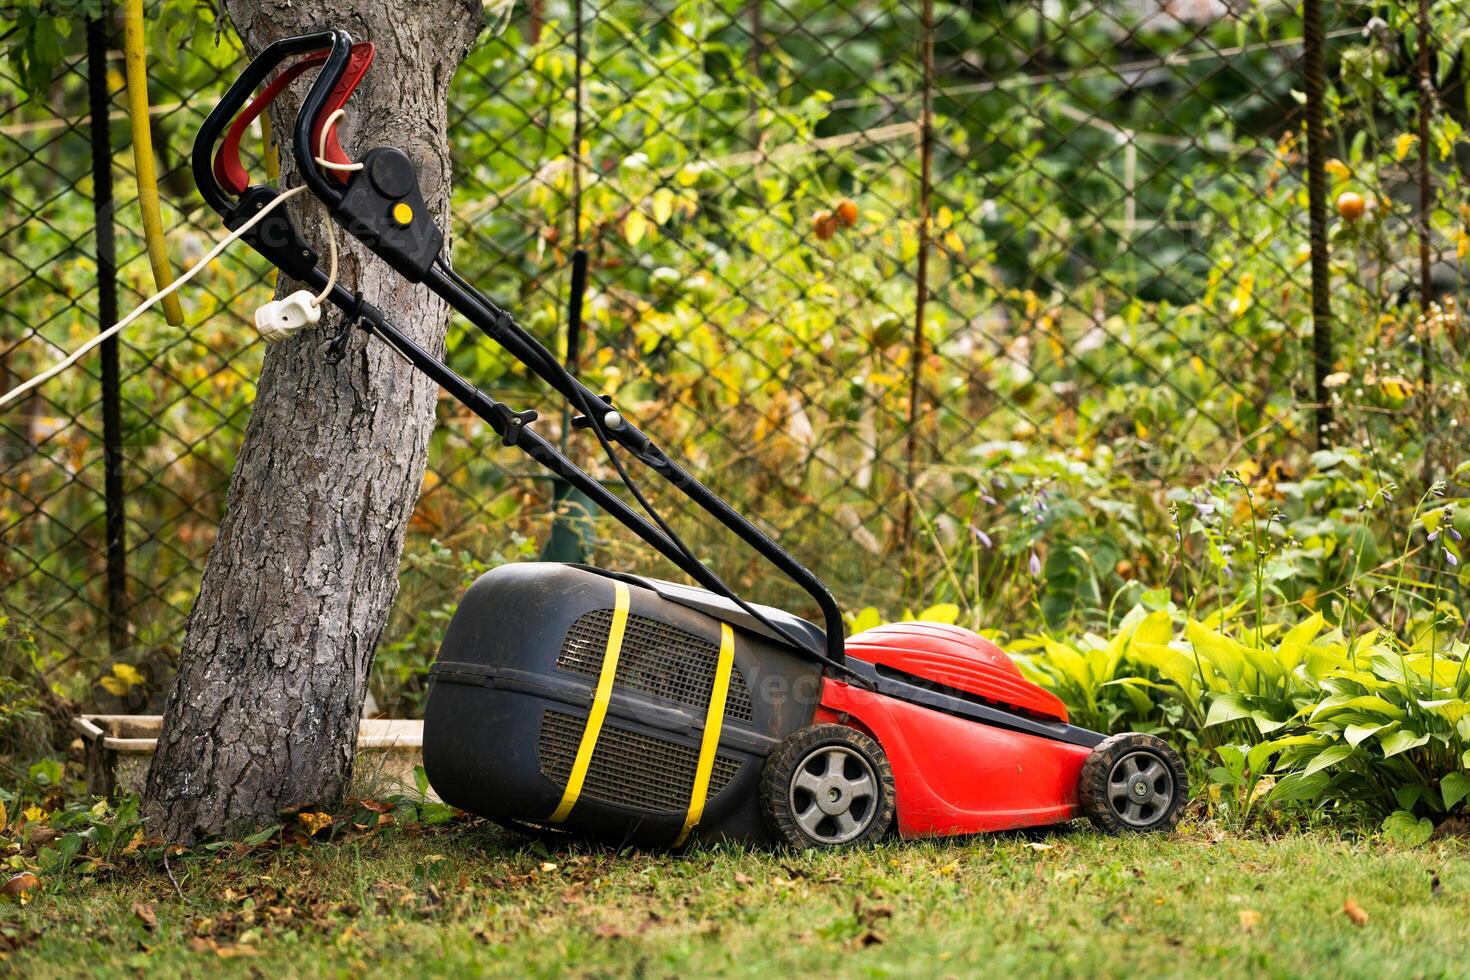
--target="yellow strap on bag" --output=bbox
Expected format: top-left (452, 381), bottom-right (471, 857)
top-left (675, 621), bottom-right (735, 846)
top-left (547, 581), bottom-right (630, 822)
top-left (122, 0), bottom-right (184, 326)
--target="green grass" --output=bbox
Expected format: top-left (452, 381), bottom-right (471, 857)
top-left (3, 821), bottom-right (1467, 978)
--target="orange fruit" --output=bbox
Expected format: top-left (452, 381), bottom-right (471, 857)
top-left (835, 198), bottom-right (859, 228)
top-left (1336, 191), bottom-right (1366, 221)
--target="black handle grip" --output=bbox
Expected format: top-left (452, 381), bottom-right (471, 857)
top-left (192, 31), bottom-right (347, 214)
top-left (292, 29), bottom-right (357, 209)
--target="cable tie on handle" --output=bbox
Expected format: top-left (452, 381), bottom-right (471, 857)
top-left (324, 291), bottom-right (365, 364)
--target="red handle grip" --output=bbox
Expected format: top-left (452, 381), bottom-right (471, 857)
top-left (213, 41), bottom-right (375, 196)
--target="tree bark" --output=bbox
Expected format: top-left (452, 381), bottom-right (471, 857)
top-left (143, 0), bottom-right (481, 842)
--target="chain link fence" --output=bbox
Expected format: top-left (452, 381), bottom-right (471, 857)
top-left (3, 0), bottom-right (1467, 715)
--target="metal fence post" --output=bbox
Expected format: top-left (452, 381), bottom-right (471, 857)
top-left (86, 15), bottom-right (130, 654)
top-left (1302, 0), bottom-right (1335, 450)
top-left (900, 0), bottom-right (935, 583)
top-left (1416, 0), bottom-right (1435, 468)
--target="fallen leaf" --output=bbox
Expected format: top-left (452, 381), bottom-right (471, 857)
top-left (25, 827), bottom-right (61, 850)
top-left (595, 922), bottom-right (630, 939)
top-left (215, 943), bottom-right (261, 959)
top-left (298, 812), bottom-right (333, 835)
top-left (1, 873), bottom-right (40, 901)
top-left (1238, 909), bottom-right (1261, 932)
top-left (859, 929), bottom-right (885, 947)
top-left (733, 872), bottom-right (753, 886)
top-left (132, 902), bottom-right (157, 930)
top-left (1343, 899), bottom-right (1368, 926)
top-left (540, 862), bottom-right (558, 873)
top-left (1023, 841), bottom-right (1054, 852)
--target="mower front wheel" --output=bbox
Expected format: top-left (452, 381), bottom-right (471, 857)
top-left (760, 724), bottom-right (896, 848)
top-left (1079, 732), bottom-right (1187, 833)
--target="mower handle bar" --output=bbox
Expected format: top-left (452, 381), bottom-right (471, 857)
top-left (189, 33), bottom-right (734, 602)
top-left (197, 30), bottom-right (850, 671)
top-left (290, 33), bottom-right (849, 668)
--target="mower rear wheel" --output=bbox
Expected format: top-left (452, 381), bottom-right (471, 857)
top-left (761, 724), bottom-right (896, 848)
top-left (1079, 732), bottom-right (1187, 833)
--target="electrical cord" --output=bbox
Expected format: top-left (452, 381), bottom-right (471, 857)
top-left (314, 109), bottom-right (365, 174)
top-left (312, 117), bottom-right (350, 305)
top-left (0, 183), bottom-right (311, 410)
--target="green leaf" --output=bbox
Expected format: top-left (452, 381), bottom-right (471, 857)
top-left (1204, 692), bottom-right (1252, 727)
top-left (1208, 766), bottom-right (1240, 788)
top-left (1344, 723), bottom-right (1388, 747)
top-left (848, 607), bottom-right (883, 634)
top-left (1215, 743), bottom-right (1246, 770)
top-left (243, 824), bottom-right (281, 847)
top-left (918, 603), bottom-right (960, 625)
top-left (1250, 710), bottom-right (1288, 735)
top-left (418, 802), bottom-right (456, 826)
top-left (652, 187), bottom-right (675, 225)
top-left (624, 209), bottom-right (648, 245)
top-left (1186, 620), bottom-right (1247, 688)
top-left (1381, 810), bottom-right (1433, 846)
top-left (414, 764), bottom-right (431, 800)
top-left (1130, 610), bottom-right (1174, 647)
top-left (1130, 642), bottom-right (1202, 701)
top-left (1379, 729), bottom-right (1430, 758)
top-left (1277, 612), bottom-right (1325, 668)
top-left (1310, 694), bottom-right (1406, 722)
top-left (1441, 772), bottom-right (1470, 811)
top-left (1302, 744), bottom-right (1355, 777)
top-left (1268, 771), bottom-right (1331, 803)
top-left (1246, 741), bottom-right (1278, 776)
top-left (1140, 588), bottom-right (1171, 611)
top-left (1040, 638), bottom-right (1093, 690)
top-left (1418, 699), bottom-right (1470, 724)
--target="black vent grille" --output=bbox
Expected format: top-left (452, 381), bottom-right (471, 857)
top-left (538, 710), bottom-right (742, 813)
top-left (558, 609), bottom-right (755, 723)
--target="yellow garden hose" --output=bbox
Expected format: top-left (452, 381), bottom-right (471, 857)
top-left (261, 110), bottom-right (280, 184)
top-left (261, 111), bottom-right (279, 287)
top-left (122, 0), bottom-right (183, 326)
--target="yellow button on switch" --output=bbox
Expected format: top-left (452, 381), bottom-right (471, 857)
top-left (392, 202), bottom-right (414, 226)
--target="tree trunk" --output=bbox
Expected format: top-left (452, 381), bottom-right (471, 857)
top-left (143, 0), bottom-right (481, 842)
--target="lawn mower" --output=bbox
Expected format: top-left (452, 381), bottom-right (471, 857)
top-left (193, 30), bottom-right (1187, 849)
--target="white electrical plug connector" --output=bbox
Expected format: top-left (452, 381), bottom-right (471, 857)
top-left (250, 112), bottom-right (357, 346)
top-left (254, 289), bottom-right (323, 344)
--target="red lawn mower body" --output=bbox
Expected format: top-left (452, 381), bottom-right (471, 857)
top-left (820, 623), bottom-right (1090, 838)
top-left (197, 32), bottom-right (1189, 850)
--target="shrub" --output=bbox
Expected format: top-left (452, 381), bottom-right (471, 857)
top-left (1021, 580), bottom-right (1470, 837)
